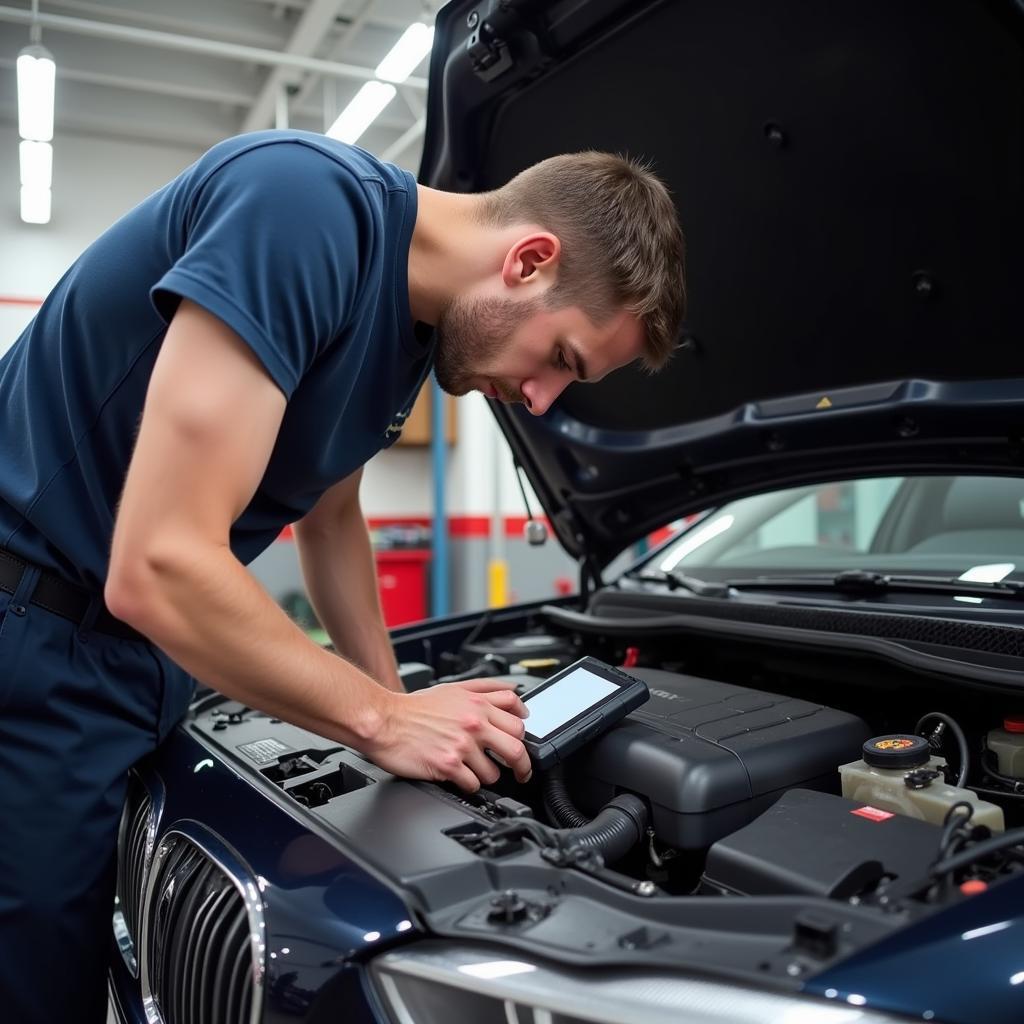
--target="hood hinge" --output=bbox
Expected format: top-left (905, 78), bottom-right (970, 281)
top-left (465, 0), bottom-right (543, 82)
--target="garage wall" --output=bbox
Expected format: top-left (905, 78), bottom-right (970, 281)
top-left (255, 388), bottom-right (580, 616)
top-left (0, 131), bottom-right (203, 354)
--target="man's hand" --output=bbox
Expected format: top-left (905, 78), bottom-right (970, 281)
top-left (365, 679), bottom-right (531, 791)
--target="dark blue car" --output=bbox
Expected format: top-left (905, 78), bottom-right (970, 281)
top-left (109, 1), bottom-right (1024, 1022)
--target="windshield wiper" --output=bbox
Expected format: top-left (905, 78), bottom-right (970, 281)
top-left (633, 568), bottom-right (1024, 600)
top-left (722, 569), bottom-right (1024, 601)
top-left (632, 568), bottom-right (732, 598)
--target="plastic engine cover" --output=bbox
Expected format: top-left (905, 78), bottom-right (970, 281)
top-left (570, 669), bottom-right (871, 849)
top-left (703, 788), bottom-right (943, 898)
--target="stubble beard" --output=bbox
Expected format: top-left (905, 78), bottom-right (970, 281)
top-left (433, 294), bottom-right (537, 400)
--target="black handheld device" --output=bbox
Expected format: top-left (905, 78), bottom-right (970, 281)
top-left (522, 656), bottom-right (649, 770)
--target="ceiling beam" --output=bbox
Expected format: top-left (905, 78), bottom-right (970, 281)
top-left (380, 115), bottom-right (425, 163)
top-left (37, 0), bottom-right (290, 50)
top-left (397, 84), bottom-right (425, 120)
top-left (288, 0), bottom-right (442, 132)
top-left (0, 56), bottom-right (255, 107)
top-left (239, 0), bottom-right (427, 29)
top-left (287, 0), bottom-right (378, 119)
top-left (241, 0), bottom-right (346, 133)
top-left (0, 108), bottom-right (219, 152)
top-left (0, 104), bottom-right (409, 154)
top-left (239, 0), bottom-right (308, 9)
top-left (0, 59), bottom-right (415, 129)
top-left (0, 5), bottom-right (428, 89)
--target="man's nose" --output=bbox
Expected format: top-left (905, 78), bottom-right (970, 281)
top-left (520, 375), bottom-right (570, 417)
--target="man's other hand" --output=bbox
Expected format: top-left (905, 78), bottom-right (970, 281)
top-left (365, 679), bottom-right (531, 791)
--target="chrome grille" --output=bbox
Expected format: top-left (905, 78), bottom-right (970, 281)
top-left (114, 772), bottom-right (158, 975)
top-left (142, 830), bottom-right (263, 1024)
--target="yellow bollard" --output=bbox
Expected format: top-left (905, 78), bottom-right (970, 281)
top-left (487, 558), bottom-right (509, 608)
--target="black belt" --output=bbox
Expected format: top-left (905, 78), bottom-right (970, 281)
top-left (0, 548), bottom-right (144, 642)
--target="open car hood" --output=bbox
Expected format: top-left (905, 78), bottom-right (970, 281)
top-left (419, 0), bottom-right (1024, 567)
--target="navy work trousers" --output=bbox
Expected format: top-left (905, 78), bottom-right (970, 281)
top-left (0, 572), bottom-right (192, 1024)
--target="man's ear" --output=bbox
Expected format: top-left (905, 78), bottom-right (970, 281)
top-left (501, 232), bottom-right (561, 288)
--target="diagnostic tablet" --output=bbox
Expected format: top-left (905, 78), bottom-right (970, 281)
top-left (522, 657), bottom-right (649, 770)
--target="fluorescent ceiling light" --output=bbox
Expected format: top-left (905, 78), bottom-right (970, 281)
top-left (375, 23), bottom-right (434, 84)
top-left (20, 185), bottom-right (52, 225)
top-left (19, 141), bottom-right (53, 190)
top-left (17, 44), bottom-right (56, 142)
top-left (326, 81), bottom-right (396, 144)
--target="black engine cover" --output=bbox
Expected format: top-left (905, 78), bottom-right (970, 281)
top-left (703, 788), bottom-right (942, 898)
top-left (571, 669), bottom-right (870, 849)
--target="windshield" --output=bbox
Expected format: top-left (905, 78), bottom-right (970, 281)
top-left (650, 476), bottom-right (1024, 583)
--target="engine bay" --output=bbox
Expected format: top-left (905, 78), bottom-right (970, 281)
top-left (187, 607), bottom-right (1024, 977)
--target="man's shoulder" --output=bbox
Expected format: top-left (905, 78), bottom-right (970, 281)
top-left (197, 131), bottom-right (412, 197)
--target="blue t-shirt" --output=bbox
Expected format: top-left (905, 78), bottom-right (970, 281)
top-left (0, 130), bottom-right (432, 590)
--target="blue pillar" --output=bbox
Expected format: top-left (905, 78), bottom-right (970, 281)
top-left (430, 376), bottom-right (449, 617)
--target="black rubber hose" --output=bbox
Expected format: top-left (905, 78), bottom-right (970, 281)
top-left (555, 794), bottom-right (649, 864)
top-left (436, 653), bottom-right (510, 684)
top-left (489, 794), bottom-right (649, 864)
top-left (936, 801), bottom-right (974, 860)
top-left (981, 751), bottom-right (1024, 794)
top-left (916, 711), bottom-right (970, 788)
top-left (930, 827), bottom-right (1024, 879)
top-left (543, 765), bottom-right (592, 829)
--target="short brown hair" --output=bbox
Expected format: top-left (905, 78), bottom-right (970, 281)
top-left (480, 152), bottom-right (686, 371)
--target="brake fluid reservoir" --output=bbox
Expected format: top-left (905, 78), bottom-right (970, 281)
top-left (986, 717), bottom-right (1024, 779)
top-left (839, 734), bottom-right (1004, 832)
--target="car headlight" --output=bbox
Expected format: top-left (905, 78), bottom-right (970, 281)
top-left (371, 942), bottom-right (912, 1024)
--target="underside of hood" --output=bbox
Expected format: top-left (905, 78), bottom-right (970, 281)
top-left (420, 0), bottom-right (1024, 566)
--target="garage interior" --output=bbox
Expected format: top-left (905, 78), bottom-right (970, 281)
top-left (1, 0), bottom-right (582, 637)
top-left (5, 3), bottom-right (1024, 1024)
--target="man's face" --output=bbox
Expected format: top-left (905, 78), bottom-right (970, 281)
top-left (434, 293), bottom-right (645, 416)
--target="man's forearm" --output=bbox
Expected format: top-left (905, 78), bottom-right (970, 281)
top-left (102, 302), bottom-right (529, 793)
top-left (107, 529), bottom-right (535, 792)
top-left (106, 540), bottom-right (396, 744)
top-left (294, 504), bottom-right (403, 690)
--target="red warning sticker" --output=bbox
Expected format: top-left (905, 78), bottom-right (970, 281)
top-left (851, 806), bottom-right (894, 822)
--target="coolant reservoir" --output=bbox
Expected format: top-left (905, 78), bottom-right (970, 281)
top-left (839, 734), bottom-right (1004, 832)
top-left (986, 717), bottom-right (1024, 779)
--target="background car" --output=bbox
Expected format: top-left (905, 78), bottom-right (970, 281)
top-left (648, 475), bottom-right (1024, 577)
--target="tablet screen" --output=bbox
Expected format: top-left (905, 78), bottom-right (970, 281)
top-left (524, 668), bottom-right (619, 739)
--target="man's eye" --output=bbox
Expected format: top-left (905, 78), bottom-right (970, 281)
top-left (557, 350), bottom-right (569, 371)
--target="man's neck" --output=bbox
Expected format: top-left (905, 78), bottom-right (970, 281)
top-left (408, 186), bottom-right (525, 325)
top-left (406, 186), bottom-right (478, 325)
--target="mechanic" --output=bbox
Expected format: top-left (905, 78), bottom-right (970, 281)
top-left (0, 129), bottom-right (685, 1023)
